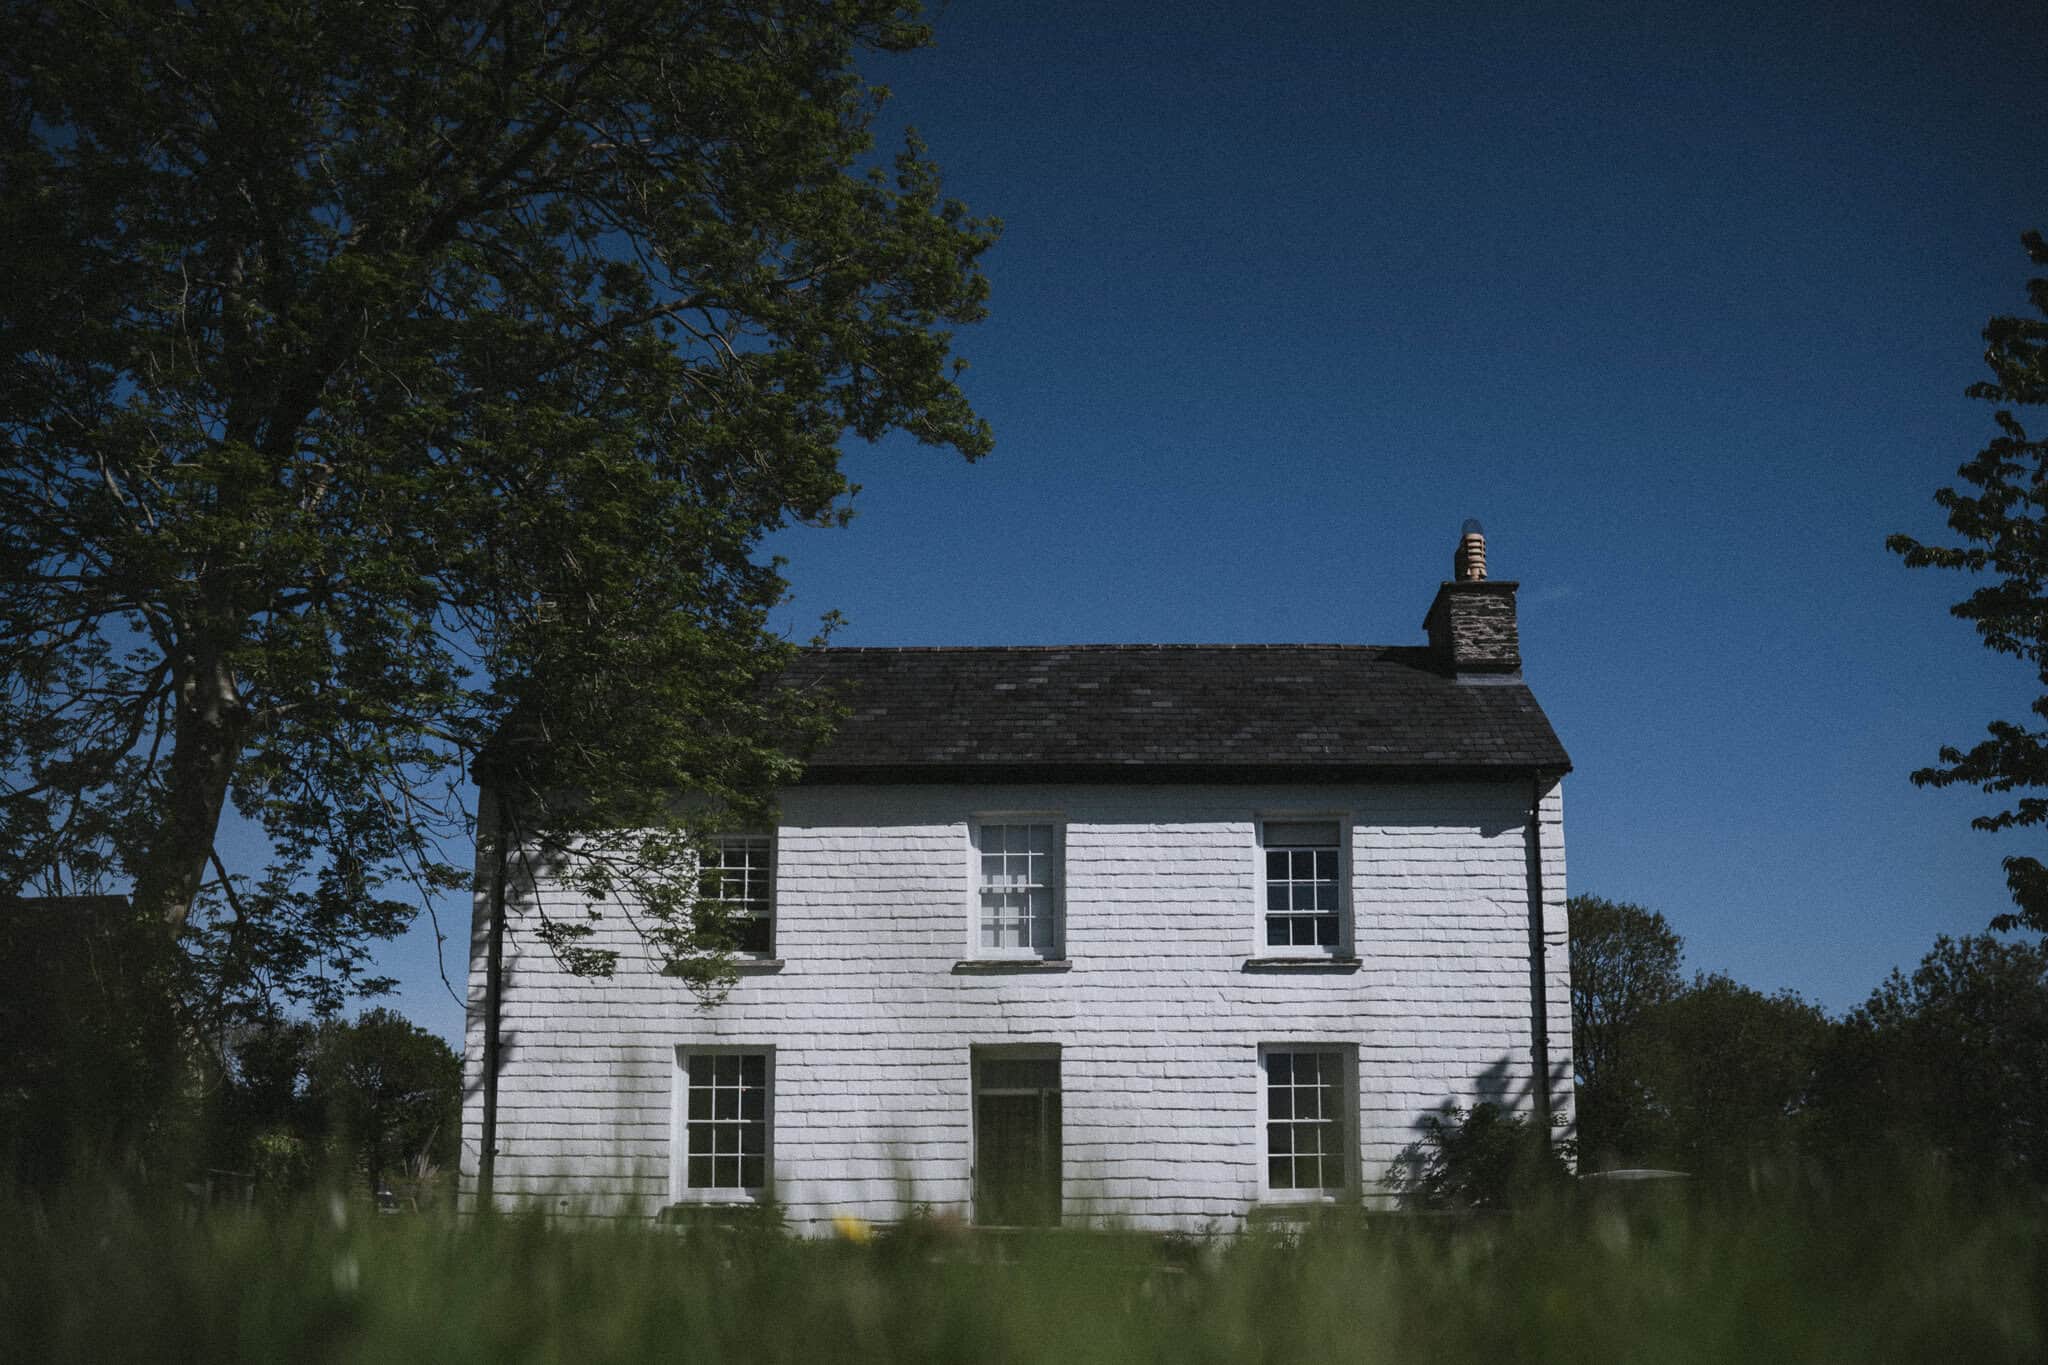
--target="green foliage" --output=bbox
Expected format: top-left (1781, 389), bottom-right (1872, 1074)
top-left (247, 1130), bottom-right (314, 1196)
top-left (1381, 1102), bottom-right (1577, 1211)
top-left (1568, 895), bottom-right (1684, 1091)
top-left (1569, 894), bottom-right (1832, 1179)
top-left (4, 1188), bottom-right (2044, 1363)
top-left (211, 1008), bottom-right (459, 1197)
top-left (1637, 973), bottom-right (1832, 1183)
top-left (1888, 230), bottom-right (2048, 932)
top-left (1568, 894), bottom-right (1683, 1164)
top-left (304, 1008), bottom-right (460, 1192)
top-left (0, 897), bottom-right (187, 1190)
top-left (0, 0), bottom-right (996, 1026)
top-left (1814, 934), bottom-right (2048, 1183)
top-left (1569, 897), bottom-right (2048, 1191)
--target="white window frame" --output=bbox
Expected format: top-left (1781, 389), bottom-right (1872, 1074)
top-left (1257, 1043), bottom-right (1358, 1203)
top-left (1254, 814), bottom-right (1352, 957)
top-left (966, 815), bottom-right (1064, 960)
top-left (670, 1045), bottom-right (774, 1204)
top-left (701, 832), bottom-right (775, 959)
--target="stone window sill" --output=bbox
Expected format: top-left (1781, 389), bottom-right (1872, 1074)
top-left (952, 958), bottom-right (1072, 975)
top-left (731, 958), bottom-right (785, 974)
top-left (1241, 956), bottom-right (1361, 974)
top-left (1245, 1197), bottom-right (1355, 1224)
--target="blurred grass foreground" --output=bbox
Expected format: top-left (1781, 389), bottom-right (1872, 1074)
top-left (3, 1179), bottom-right (2043, 1363)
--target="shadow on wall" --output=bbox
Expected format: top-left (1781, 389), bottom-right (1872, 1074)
top-left (1449, 1050), bottom-right (1575, 1122)
top-left (1380, 1051), bottom-right (1579, 1209)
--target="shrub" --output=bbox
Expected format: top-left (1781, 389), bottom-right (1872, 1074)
top-left (1382, 1102), bottom-right (1577, 1210)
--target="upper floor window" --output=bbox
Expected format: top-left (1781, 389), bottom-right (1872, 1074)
top-left (702, 834), bottom-right (773, 956)
top-left (974, 820), bottom-right (1060, 958)
top-left (1261, 819), bottom-right (1344, 952)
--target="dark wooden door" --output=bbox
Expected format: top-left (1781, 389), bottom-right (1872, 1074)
top-left (974, 1058), bottom-right (1061, 1226)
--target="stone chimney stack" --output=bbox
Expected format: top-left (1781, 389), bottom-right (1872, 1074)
top-left (1425, 519), bottom-right (1522, 676)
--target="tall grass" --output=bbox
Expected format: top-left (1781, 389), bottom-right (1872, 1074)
top-left (2, 1179), bottom-right (2041, 1362)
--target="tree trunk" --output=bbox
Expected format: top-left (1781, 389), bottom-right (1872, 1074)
top-left (134, 648), bottom-right (245, 928)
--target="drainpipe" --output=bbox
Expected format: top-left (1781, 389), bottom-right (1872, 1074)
top-left (477, 788), bottom-right (510, 1211)
top-left (1526, 773), bottom-right (1554, 1137)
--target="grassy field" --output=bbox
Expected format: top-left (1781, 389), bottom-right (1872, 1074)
top-left (2, 1182), bottom-right (2042, 1363)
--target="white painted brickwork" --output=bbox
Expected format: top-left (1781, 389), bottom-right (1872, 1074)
top-left (460, 779), bottom-right (1573, 1231)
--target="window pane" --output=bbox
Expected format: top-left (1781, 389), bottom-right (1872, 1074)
top-left (685, 1051), bottom-right (769, 1191)
top-left (740, 1156), bottom-right (764, 1189)
top-left (1267, 1050), bottom-right (1347, 1195)
top-left (1316, 917), bottom-right (1338, 946)
top-left (1315, 850), bottom-right (1338, 879)
top-left (1266, 920), bottom-right (1288, 946)
top-left (1027, 824), bottom-right (1051, 853)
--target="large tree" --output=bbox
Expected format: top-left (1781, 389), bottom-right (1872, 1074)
top-left (1889, 231), bottom-right (2048, 932)
top-left (211, 1008), bottom-right (460, 1197)
top-left (1815, 935), bottom-right (2048, 1183)
top-left (1638, 972), bottom-right (1833, 1182)
top-left (0, 2), bottom-right (995, 1023)
top-left (1567, 893), bottom-right (1683, 1163)
top-left (1568, 894), bottom-right (1683, 1095)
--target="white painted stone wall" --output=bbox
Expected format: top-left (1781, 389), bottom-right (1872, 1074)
top-left (459, 778), bottom-right (1572, 1231)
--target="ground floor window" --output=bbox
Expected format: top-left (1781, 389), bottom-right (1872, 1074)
top-left (682, 1051), bottom-right (769, 1193)
top-left (1263, 1047), bottom-right (1350, 1194)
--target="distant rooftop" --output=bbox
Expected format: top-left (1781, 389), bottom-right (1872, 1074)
top-left (783, 643), bottom-right (1569, 782)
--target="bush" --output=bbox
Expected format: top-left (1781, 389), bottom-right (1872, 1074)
top-left (1382, 1102), bottom-right (1577, 1210)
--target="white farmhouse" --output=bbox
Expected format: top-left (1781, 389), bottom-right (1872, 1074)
top-left (459, 526), bottom-right (1573, 1230)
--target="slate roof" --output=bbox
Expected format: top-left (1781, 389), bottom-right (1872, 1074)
top-left (782, 644), bottom-right (1570, 783)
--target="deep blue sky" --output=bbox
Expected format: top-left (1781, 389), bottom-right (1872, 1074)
top-left (384, 1), bottom-right (2048, 1044)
